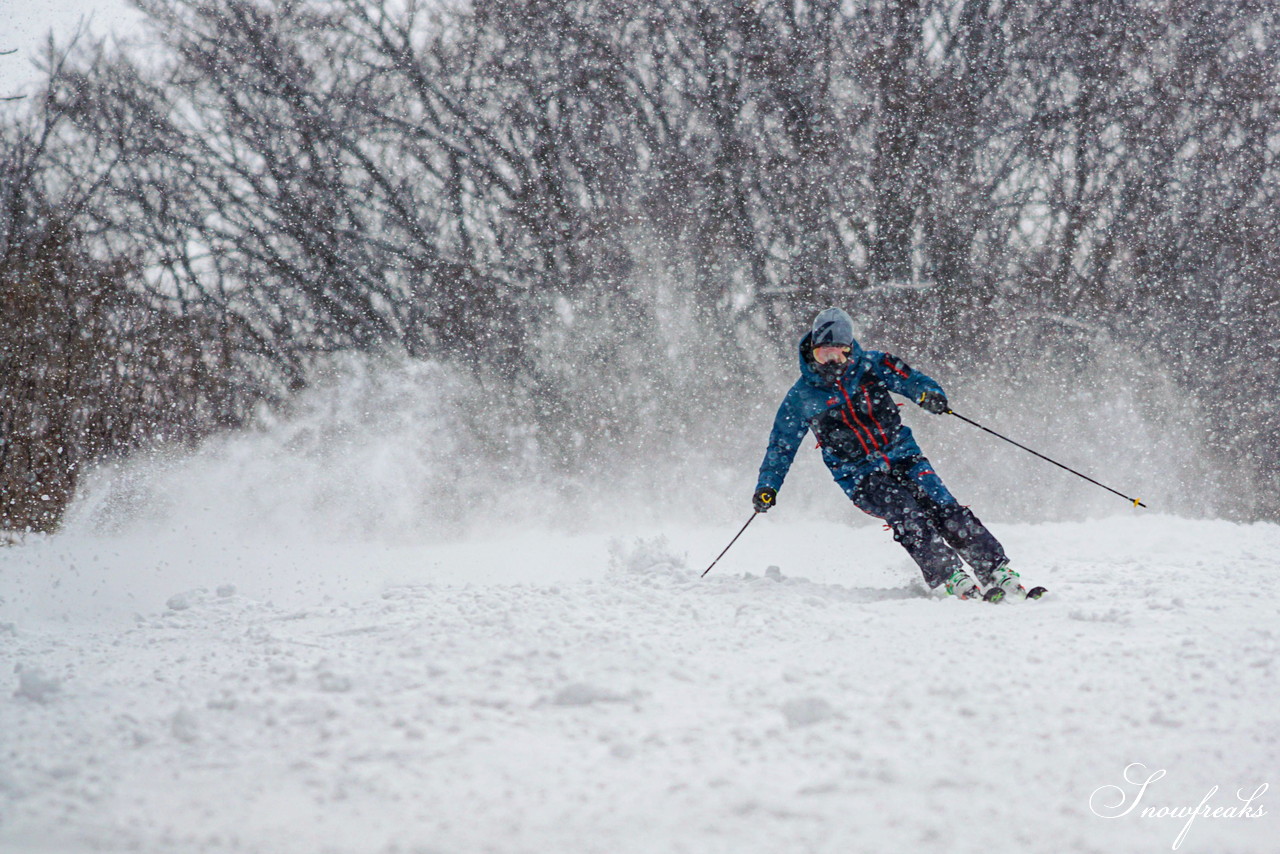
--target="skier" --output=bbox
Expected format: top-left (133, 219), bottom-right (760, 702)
top-left (753, 307), bottom-right (1027, 601)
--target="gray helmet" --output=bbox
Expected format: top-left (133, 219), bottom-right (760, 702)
top-left (811, 308), bottom-right (855, 349)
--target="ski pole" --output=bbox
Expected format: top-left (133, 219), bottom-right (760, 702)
top-left (701, 511), bottom-right (761, 577)
top-left (947, 409), bottom-right (1146, 508)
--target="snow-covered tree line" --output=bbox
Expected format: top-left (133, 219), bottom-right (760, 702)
top-left (3, 0), bottom-right (1279, 530)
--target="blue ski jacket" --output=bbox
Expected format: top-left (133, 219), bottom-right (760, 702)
top-left (756, 333), bottom-right (946, 500)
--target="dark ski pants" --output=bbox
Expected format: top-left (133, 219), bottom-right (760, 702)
top-left (849, 457), bottom-right (1007, 588)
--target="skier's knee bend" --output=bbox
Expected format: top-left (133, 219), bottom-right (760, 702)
top-left (887, 519), bottom-right (912, 547)
top-left (888, 509), bottom-right (929, 547)
top-left (937, 504), bottom-right (982, 538)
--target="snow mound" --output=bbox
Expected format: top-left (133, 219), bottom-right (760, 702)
top-left (13, 666), bottom-right (62, 704)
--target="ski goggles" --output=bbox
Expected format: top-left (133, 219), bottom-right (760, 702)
top-left (812, 345), bottom-right (852, 364)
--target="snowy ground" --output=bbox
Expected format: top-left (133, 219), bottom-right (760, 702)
top-left (1, 514), bottom-right (1277, 854)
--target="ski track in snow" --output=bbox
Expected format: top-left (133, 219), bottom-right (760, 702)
top-left (1, 516), bottom-right (1278, 854)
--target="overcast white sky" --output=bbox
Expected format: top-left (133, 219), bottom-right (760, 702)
top-left (2, 0), bottom-right (145, 97)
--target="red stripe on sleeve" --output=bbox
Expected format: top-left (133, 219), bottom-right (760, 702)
top-left (883, 357), bottom-right (910, 378)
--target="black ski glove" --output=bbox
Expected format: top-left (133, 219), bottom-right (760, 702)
top-left (753, 487), bottom-right (777, 513)
top-left (918, 390), bottom-right (949, 414)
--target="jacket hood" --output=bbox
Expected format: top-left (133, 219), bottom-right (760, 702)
top-left (797, 331), bottom-right (864, 387)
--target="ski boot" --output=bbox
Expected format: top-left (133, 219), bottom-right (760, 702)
top-left (943, 568), bottom-right (983, 600)
top-left (984, 562), bottom-right (1032, 602)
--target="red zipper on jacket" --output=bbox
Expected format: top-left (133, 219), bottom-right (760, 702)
top-left (863, 387), bottom-right (890, 446)
top-left (836, 402), bottom-right (873, 457)
top-left (835, 378), bottom-right (889, 466)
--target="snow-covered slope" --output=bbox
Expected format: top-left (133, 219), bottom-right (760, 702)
top-left (1, 514), bottom-right (1276, 854)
